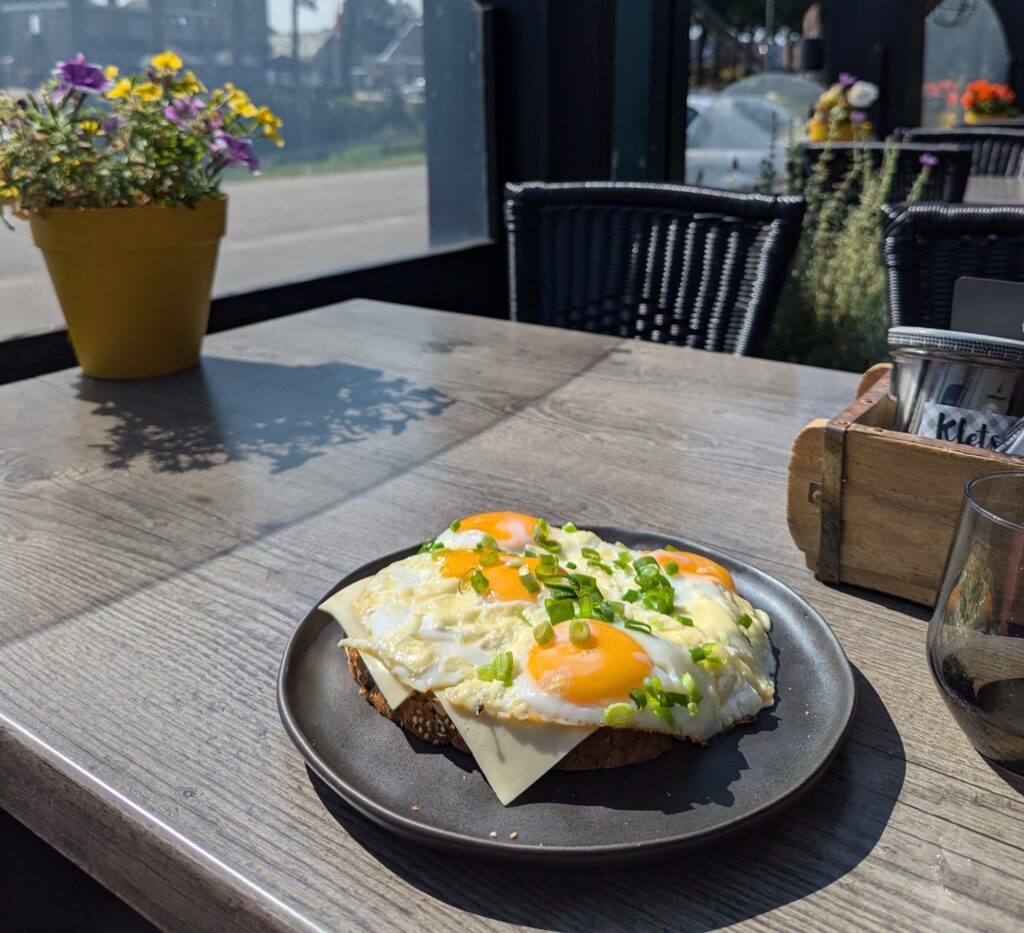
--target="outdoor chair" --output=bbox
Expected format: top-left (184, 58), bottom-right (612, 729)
top-left (504, 181), bottom-right (806, 356)
top-left (799, 142), bottom-right (972, 203)
top-left (904, 127), bottom-right (1024, 177)
top-left (882, 202), bottom-right (1024, 328)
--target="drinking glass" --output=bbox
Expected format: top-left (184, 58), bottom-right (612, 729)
top-left (927, 472), bottom-right (1024, 779)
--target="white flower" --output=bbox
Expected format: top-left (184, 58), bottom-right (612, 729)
top-left (847, 80), bottom-right (879, 109)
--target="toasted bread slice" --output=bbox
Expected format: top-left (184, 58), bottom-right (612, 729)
top-left (345, 647), bottom-right (671, 770)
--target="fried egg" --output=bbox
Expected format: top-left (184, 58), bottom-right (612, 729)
top-left (340, 513), bottom-right (775, 744)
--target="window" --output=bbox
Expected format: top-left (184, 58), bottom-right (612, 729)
top-left (0, 0), bottom-right (489, 342)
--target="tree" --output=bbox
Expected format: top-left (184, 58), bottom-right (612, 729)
top-left (702, 0), bottom-right (823, 32)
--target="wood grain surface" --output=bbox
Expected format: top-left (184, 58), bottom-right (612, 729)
top-left (1, 300), bottom-right (1022, 932)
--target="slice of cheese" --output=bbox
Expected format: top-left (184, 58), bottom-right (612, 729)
top-left (438, 694), bottom-right (596, 806)
top-left (319, 581), bottom-right (414, 711)
top-left (322, 580), bottom-right (595, 805)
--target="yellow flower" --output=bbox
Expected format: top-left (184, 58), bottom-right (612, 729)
top-left (224, 82), bottom-right (257, 117)
top-left (173, 70), bottom-right (205, 97)
top-left (262, 125), bottom-right (285, 147)
top-left (0, 185), bottom-right (18, 199)
top-left (78, 119), bottom-right (100, 134)
top-left (49, 154), bottom-right (61, 163)
top-left (150, 50), bottom-right (182, 73)
top-left (106, 78), bottom-right (132, 100)
top-left (133, 82), bottom-right (162, 102)
top-left (105, 65), bottom-right (119, 80)
top-left (254, 106), bottom-right (282, 128)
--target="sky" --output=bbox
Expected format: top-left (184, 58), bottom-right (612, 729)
top-left (266, 0), bottom-right (422, 36)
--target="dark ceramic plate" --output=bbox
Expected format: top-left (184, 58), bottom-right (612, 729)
top-left (278, 527), bottom-right (855, 869)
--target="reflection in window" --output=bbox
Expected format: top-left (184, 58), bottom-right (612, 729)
top-left (922, 0), bottom-right (1011, 127)
top-left (0, 0), bottom-right (485, 342)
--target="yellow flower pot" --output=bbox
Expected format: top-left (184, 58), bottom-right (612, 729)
top-left (964, 110), bottom-right (1014, 124)
top-left (806, 118), bottom-right (874, 142)
top-left (30, 197), bottom-right (226, 379)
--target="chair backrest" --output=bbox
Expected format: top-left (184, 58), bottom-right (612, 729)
top-left (882, 202), bottom-right (1024, 328)
top-left (504, 182), bottom-right (806, 356)
top-left (800, 142), bottom-right (971, 203)
top-left (904, 127), bottom-right (1024, 177)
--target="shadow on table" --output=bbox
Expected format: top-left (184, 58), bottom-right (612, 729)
top-left (76, 356), bottom-right (452, 474)
top-left (309, 666), bottom-right (905, 931)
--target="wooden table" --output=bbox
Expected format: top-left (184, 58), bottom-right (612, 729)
top-left (1, 300), bottom-right (1021, 931)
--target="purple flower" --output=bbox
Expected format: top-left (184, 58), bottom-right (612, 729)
top-left (850, 109), bottom-right (867, 123)
top-left (892, 126), bottom-right (906, 141)
top-left (100, 115), bottom-right (124, 136)
top-left (919, 152), bottom-right (939, 167)
top-left (54, 53), bottom-right (110, 94)
top-left (210, 131), bottom-right (260, 172)
top-left (206, 108), bottom-right (224, 129)
top-left (163, 96), bottom-right (204, 125)
top-left (839, 72), bottom-right (857, 87)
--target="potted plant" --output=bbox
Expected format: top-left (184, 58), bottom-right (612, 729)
top-left (0, 51), bottom-right (284, 379)
top-left (960, 79), bottom-right (1017, 124)
top-left (807, 73), bottom-right (879, 143)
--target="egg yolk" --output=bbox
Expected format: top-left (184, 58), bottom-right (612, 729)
top-left (649, 549), bottom-right (735, 592)
top-left (455, 511), bottom-right (539, 547)
top-left (437, 549), bottom-right (542, 602)
top-left (526, 619), bottom-right (653, 706)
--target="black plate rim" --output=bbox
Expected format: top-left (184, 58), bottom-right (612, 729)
top-left (278, 527), bottom-right (857, 867)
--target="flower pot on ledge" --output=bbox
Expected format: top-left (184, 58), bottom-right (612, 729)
top-left (30, 196), bottom-right (226, 380)
top-left (963, 110), bottom-right (1014, 124)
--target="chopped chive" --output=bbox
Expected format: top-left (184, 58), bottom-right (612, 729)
top-left (653, 705), bottom-right (674, 725)
top-left (477, 663), bottom-right (495, 681)
top-left (580, 547), bottom-right (601, 561)
top-left (418, 538), bottom-right (436, 553)
top-left (545, 598), bottom-right (575, 625)
top-left (679, 673), bottom-right (702, 704)
top-left (541, 539), bottom-right (561, 553)
top-left (664, 561), bottom-right (680, 576)
top-left (432, 541), bottom-right (446, 552)
top-left (519, 571), bottom-right (540, 594)
top-left (524, 549), bottom-right (537, 558)
top-left (562, 522), bottom-right (577, 533)
top-left (592, 600), bottom-right (615, 623)
top-left (676, 615), bottom-right (694, 627)
top-left (470, 569), bottom-right (489, 594)
top-left (476, 534), bottom-right (498, 551)
top-left (587, 560), bottom-right (613, 575)
top-left (479, 548), bottom-right (500, 567)
top-left (603, 702), bottom-right (633, 727)
top-left (740, 630), bottom-right (752, 646)
top-left (641, 588), bottom-right (674, 614)
top-left (624, 619), bottom-right (653, 635)
top-left (644, 675), bottom-right (664, 696)
top-left (633, 556), bottom-right (658, 571)
top-left (533, 518), bottom-right (549, 542)
top-left (689, 645), bottom-right (707, 663)
top-left (449, 519), bottom-right (462, 532)
top-left (569, 618), bottom-right (591, 646)
top-left (629, 687), bottom-right (648, 710)
top-left (623, 589), bottom-right (640, 603)
top-left (533, 620), bottom-right (555, 646)
top-left (738, 613), bottom-right (753, 629)
top-left (494, 651), bottom-right (515, 686)
top-left (565, 561), bottom-right (577, 569)
top-left (578, 593), bottom-right (594, 618)
top-left (663, 544), bottom-right (680, 552)
top-left (507, 559), bottom-right (523, 569)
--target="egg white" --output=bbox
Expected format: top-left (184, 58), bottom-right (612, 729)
top-left (341, 523), bottom-right (775, 742)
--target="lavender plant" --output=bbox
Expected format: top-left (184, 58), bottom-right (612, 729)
top-left (0, 51), bottom-right (284, 223)
top-left (768, 138), bottom-right (935, 372)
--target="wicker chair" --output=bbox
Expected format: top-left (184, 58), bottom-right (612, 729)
top-left (882, 202), bottom-right (1024, 329)
top-left (504, 182), bottom-right (806, 356)
top-left (904, 127), bottom-right (1024, 177)
top-left (799, 142), bottom-right (971, 203)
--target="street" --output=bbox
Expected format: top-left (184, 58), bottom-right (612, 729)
top-left (0, 164), bottom-right (428, 340)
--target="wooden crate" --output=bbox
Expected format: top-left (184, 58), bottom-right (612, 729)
top-left (787, 363), bottom-right (1022, 607)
